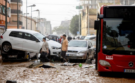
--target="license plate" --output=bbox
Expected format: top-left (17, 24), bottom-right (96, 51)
top-left (8, 55), bottom-right (17, 58)
top-left (124, 69), bottom-right (135, 73)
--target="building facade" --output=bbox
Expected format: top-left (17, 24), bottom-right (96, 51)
top-left (45, 21), bottom-right (52, 35)
top-left (22, 16), bottom-right (36, 31)
top-left (80, 0), bottom-right (122, 36)
top-left (80, 0), bottom-right (120, 9)
top-left (8, 0), bottom-right (22, 29)
top-left (33, 17), bottom-right (52, 35)
top-left (81, 9), bottom-right (97, 36)
top-left (0, 0), bottom-right (10, 34)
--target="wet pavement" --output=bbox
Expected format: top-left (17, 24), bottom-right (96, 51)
top-left (0, 56), bottom-right (135, 83)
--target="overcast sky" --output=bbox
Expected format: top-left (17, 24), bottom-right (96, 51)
top-left (22, 0), bottom-right (80, 29)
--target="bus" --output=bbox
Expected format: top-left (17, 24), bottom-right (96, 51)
top-left (94, 6), bottom-right (135, 74)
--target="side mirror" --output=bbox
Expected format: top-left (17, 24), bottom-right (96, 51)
top-left (94, 20), bottom-right (100, 30)
top-left (36, 39), bottom-right (39, 42)
top-left (98, 14), bottom-right (104, 19)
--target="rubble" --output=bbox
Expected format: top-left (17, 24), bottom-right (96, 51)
top-left (0, 60), bottom-right (135, 83)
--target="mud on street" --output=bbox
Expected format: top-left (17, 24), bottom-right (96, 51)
top-left (0, 56), bottom-right (135, 83)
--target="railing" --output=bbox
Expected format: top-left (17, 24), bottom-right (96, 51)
top-left (11, 9), bottom-right (22, 14)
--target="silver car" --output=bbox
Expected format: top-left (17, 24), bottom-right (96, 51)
top-left (66, 40), bottom-right (95, 60)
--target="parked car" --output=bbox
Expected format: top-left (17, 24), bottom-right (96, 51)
top-left (84, 35), bottom-right (96, 40)
top-left (66, 40), bottom-right (95, 61)
top-left (0, 29), bottom-right (61, 57)
top-left (80, 36), bottom-right (85, 40)
top-left (47, 35), bottom-right (60, 43)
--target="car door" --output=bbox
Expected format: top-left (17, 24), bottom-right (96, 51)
top-left (22, 33), bottom-right (40, 53)
top-left (9, 31), bottom-right (24, 50)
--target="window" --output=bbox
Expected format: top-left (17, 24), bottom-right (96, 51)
top-left (9, 31), bottom-right (23, 38)
top-left (0, 5), bottom-right (2, 14)
top-left (24, 33), bottom-right (37, 41)
top-left (2, 6), bottom-right (5, 14)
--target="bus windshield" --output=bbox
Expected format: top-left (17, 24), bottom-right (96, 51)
top-left (102, 18), bottom-right (135, 55)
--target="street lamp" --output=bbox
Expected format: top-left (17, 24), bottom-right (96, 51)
top-left (23, 13), bottom-right (29, 29)
top-left (28, 4), bottom-right (36, 30)
top-left (33, 9), bottom-right (40, 31)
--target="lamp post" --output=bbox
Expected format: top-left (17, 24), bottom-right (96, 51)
top-left (26, 0), bottom-right (27, 29)
top-left (23, 13), bottom-right (29, 29)
top-left (5, 0), bottom-right (7, 30)
top-left (28, 4), bottom-right (36, 30)
top-left (17, 0), bottom-right (19, 29)
top-left (33, 9), bottom-right (40, 31)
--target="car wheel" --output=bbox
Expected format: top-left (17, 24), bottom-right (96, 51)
top-left (2, 42), bottom-right (12, 53)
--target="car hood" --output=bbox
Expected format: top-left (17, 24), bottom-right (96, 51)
top-left (47, 40), bottom-right (61, 47)
top-left (68, 47), bottom-right (87, 52)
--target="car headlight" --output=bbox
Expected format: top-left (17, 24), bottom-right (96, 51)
top-left (99, 60), bottom-right (111, 67)
top-left (77, 51), bottom-right (85, 55)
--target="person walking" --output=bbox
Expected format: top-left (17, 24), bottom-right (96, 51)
top-left (61, 34), bottom-right (68, 62)
top-left (40, 37), bottom-right (50, 62)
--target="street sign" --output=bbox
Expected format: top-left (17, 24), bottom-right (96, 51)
top-left (76, 6), bottom-right (82, 9)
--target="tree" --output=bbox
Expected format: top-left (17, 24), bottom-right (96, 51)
top-left (70, 15), bottom-right (80, 35)
top-left (53, 26), bottom-right (68, 35)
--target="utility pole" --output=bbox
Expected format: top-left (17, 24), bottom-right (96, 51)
top-left (87, 0), bottom-right (90, 35)
top-left (5, 0), bottom-right (7, 30)
top-left (113, 0), bottom-right (115, 5)
top-left (128, 0), bottom-right (130, 5)
top-left (31, 7), bottom-right (32, 30)
top-left (79, 10), bottom-right (80, 36)
top-left (26, 0), bottom-right (27, 29)
top-left (17, 0), bottom-right (19, 29)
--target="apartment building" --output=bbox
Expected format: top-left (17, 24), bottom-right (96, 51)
top-left (45, 21), bottom-right (52, 35)
top-left (0, 0), bottom-right (10, 34)
top-left (8, 0), bottom-right (22, 29)
top-left (22, 16), bottom-right (36, 31)
top-left (80, 0), bottom-right (120, 9)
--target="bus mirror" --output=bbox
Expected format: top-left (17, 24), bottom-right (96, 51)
top-left (98, 14), bottom-right (104, 19)
top-left (94, 20), bottom-right (100, 30)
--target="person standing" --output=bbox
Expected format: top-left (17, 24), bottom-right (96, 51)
top-left (40, 37), bottom-right (50, 62)
top-left (61, 34), bottom-right (68, 62)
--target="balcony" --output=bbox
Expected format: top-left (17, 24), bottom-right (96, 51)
top-left (11, 0), bottom-right (22, 5)
top-left (11, 9), bottom-right (22, 15)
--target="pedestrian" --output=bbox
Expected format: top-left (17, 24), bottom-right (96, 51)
top-left (40, 37), bottom-right (50, 62)
top-left (61, 34), bottom-right (68, 62)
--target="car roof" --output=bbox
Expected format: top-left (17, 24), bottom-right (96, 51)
top-left (70, 40), bottom-right (89, 42)
top-left (7, 29), bottom-right (38, 34)
top-left (86, 35), bottom-right (96, 37)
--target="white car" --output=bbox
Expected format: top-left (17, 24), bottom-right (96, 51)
top-left (0, 29), bottom-right (61, 56)
top-left (84, 35), bottom-right (96, 40)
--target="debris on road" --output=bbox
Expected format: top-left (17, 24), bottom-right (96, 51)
top-left (61, 62), bottom-right (78, 66)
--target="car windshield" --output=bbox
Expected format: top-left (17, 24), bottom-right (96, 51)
top-left (68, 41), bottom-right (87, 47)
top-left (33, 33), bottom-right (49, 41)
top-left (103, 18), bottom-right (135, 55)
